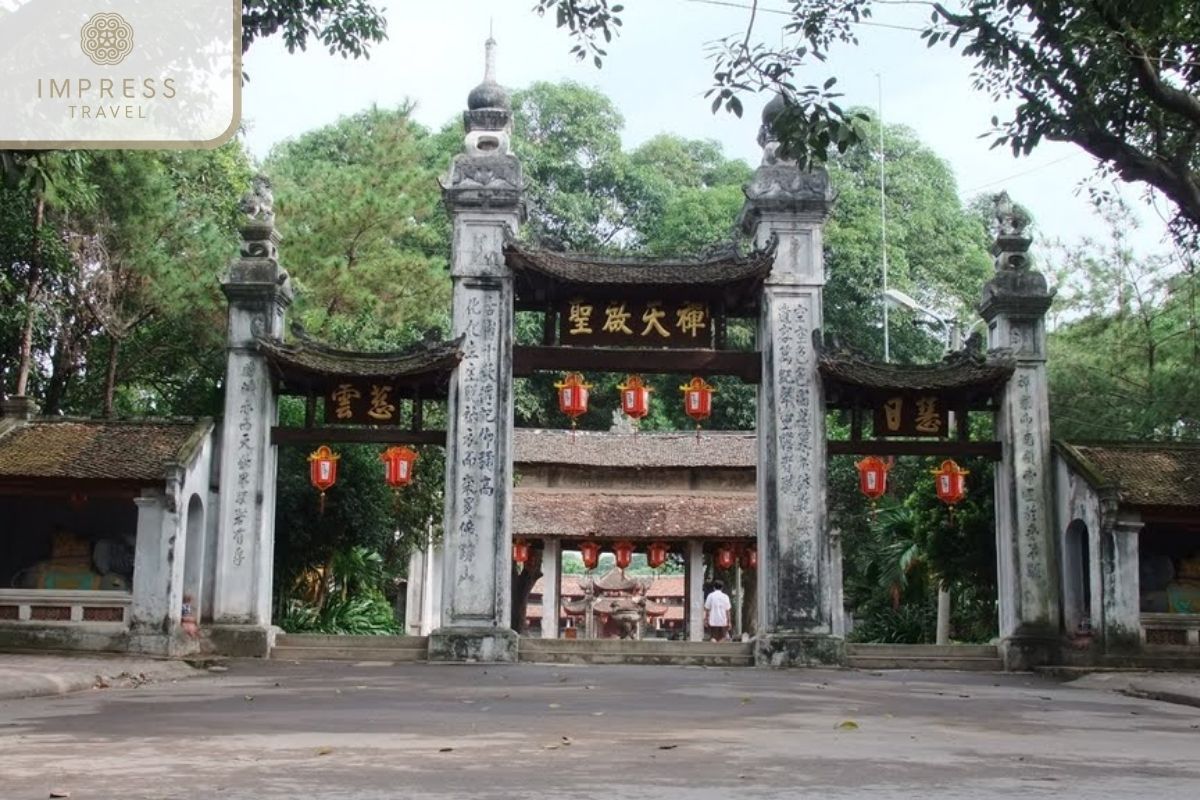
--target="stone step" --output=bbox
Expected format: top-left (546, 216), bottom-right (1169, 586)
top-left (274, 634), bottom-right (428, 648)
top-left (847, 655), bottom-right (1003, 671)
top-left (518, 638), bottom-right (755, 666)
top-left (520, 638), bottom-right (754, 656)
top-left (846, 644), bottom-right (998, 658)
top-left (519, 649), bottom-right (754, 667)
top-left (270, 645), bottom-right (427, 662)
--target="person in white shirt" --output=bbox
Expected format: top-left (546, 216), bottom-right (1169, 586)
top-left (704, 580), bottom-right (732, 642)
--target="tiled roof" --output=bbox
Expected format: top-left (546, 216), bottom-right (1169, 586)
top-left (1057, 441), bottom-right (1200, 509)
top-left (513, 428), bottom-right (756, 469)
top-left (818, 349), bottom-right (1015, 393)
top-left (533, 574), bottom-right (686, 599)
top-left (504, 241), bottom-right (775, 288)
top-left (0, 418), bottom-right (210, 483)
top-left (514, 489), bottom-right (755, 539)
top-left (257, 334), bottom-right (462, 386)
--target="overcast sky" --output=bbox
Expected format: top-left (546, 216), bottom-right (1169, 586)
top-left (240, 0), bottom-right (1173, 256)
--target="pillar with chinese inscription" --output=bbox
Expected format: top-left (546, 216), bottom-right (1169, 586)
top-left (742, 96), bottom-right (843, 667)
top-left (211, 176), bottom-right (293, 654)
top-left (979, 193), bottom-right (1062, 670)
top-left (430, 37), bottom-right (523, 662)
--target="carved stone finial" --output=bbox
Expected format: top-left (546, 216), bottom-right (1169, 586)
top-left (237, 174), bottom-right (281, 262)
top-left (757, 93), bottom-right (793, 166)
top-left (979, 192), bottom-right (1052, 319)
top-left (240, 174), bottom-right (274, 225)
top-left (992, 191), bottom-right (1030, 238)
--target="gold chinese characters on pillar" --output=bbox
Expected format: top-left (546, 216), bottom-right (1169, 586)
top-left (323, 381), bottom-right (403, 424)
top-left (560, 297), bottom-right (713, 348)
top-left (871, 393), bottom-right (950, 438)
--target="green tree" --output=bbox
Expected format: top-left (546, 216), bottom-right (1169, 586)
top-left (1047, 199), bottom-right (1200, 440)
top-left (823, 113), bottom-right (994, 362)
top-left (266, 105), bottom-right (452, 344)
top-left (539, 0), bottom-right (1200, 245)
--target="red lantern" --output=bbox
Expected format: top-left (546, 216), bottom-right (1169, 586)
top-left (308, 445), bottom-right (340, 513)
top-left (856, 456), bottom-right (890, 501)
top-left (380, 446), bottom-right (419, 490)
top-left (647, 541), bottom-right (670, 569)
top-left (617, 374), bottom-right (652, 421)
top-left (932, 459), bottom-right (970, 506)
top-left (680, 376), bottom-right (715, 428)
top-left (579, 541), bottom-right (601, 571)
top-left (715, 543), bottom-right (736, 571)
top-left (740, 546), bottom-right (757, 570)
top-left (613, 540), bottom-right (634, 570)
top-left (555, 372), bottom-right (591, 428)
top-left (513, 539), bottom-right (531, 565)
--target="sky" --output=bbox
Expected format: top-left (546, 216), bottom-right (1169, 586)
top-left (239, 0), bottom-right (1174, 257)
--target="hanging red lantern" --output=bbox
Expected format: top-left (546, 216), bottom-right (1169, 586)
top-left (308, 445), bottom-right (340, 513)
top-left (554, 372), bottom-right (591, 428)
top-left (855, 456), bottom-right (890, 501)
top-left (380, 446), bottom-right (419, 490)
top-left (680, 376), bottom-right (715, 428)
top-left (647, 541), bottom-right (670, 569)
top-left (579, 540), bottom-right (601, 571)
top-left (613, 540), bottom-right (634, 570)
top-left (932, 459), bottom-right (970, 506)
top-left (715, 543), bottom-right (736, 571)
top-left (740, 546), bottom-right (757, 570)
top-left (617, 374), bottom-right (652, 421)
top-left (513, 539), bottom-right (531, 565)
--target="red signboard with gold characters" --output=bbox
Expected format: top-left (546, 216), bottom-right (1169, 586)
top-left (560, 297), bottom-right (714, 348)
top-left (872, 393), bottom-right (950, 438)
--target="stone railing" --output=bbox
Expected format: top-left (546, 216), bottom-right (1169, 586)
top-left (0, 589), bottom-right (131, 626)
top-left (1141, 612), bottom-right (1200, 648)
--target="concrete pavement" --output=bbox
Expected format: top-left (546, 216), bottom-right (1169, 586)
top-left (1067, 670), bottom-right (1200, 709)
top-left (0, 652), bottom-right (202, 701)
top-left (1, 659), bottom-right (1199, 799)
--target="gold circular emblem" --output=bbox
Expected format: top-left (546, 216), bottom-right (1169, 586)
top-left (80, 12), bottom-right (134, 66)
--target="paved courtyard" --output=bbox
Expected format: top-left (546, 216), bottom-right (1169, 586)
top-left (2, 660), bottom-right (1198, 799)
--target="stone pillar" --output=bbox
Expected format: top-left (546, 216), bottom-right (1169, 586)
top-left (129, 492), bottom-right (182, 655)
top-left (541, 538), bottom-right (561, 639)
top-left (742, 97), bottom-right (842, 667)
top-left (979, 193), bottom-right (1061, 670)
top-left (687, 540), bottom-right (705, 642)
top-left (211, 176), bottom-right (292, 655)
top-left (1103, 515), bottom-right (1143, 652)
top-left (430, 38), bottom-right (523, 662)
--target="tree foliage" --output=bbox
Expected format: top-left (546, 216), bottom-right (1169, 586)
top-left (1047, 199), bottom-right (1200, 439)
top-left (241, 0), bottom-right (387, 59)
top-left (540, 0), bottom-right (1200, 244)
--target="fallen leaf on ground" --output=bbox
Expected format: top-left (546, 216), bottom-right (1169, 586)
top-left (243, 695), bottom-right (254, 701)
top-left (438, 747), bottom-right (454, 753)
top-left (658, 744), bottom-right (678, 750)
top-left (835, 720), bottom-right (859, 731)
top-left (316, 747), bottom-right (333, 756)
top-left (49, 791), bottom-right (70, 798)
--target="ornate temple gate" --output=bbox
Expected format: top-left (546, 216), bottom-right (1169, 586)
top-left (210, 42), bottom-right (1064, 669)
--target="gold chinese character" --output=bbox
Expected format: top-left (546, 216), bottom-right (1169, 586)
top-left (603, 302), bottom-right (633, 335)
top-left (914, 396), bottom-right (941, 434)
top-left (567, 300), bottom-right (594, 335)
top-left (641, 302), bottom-right (670, 338)
top-left (882, 396), bottom-right (903, 432)
top-left (675, 302), bottom-right (708, 338)
top-left (331, 383), bottom-right (361, 420)
top-left (368, 384), bottom-right (397, 421)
